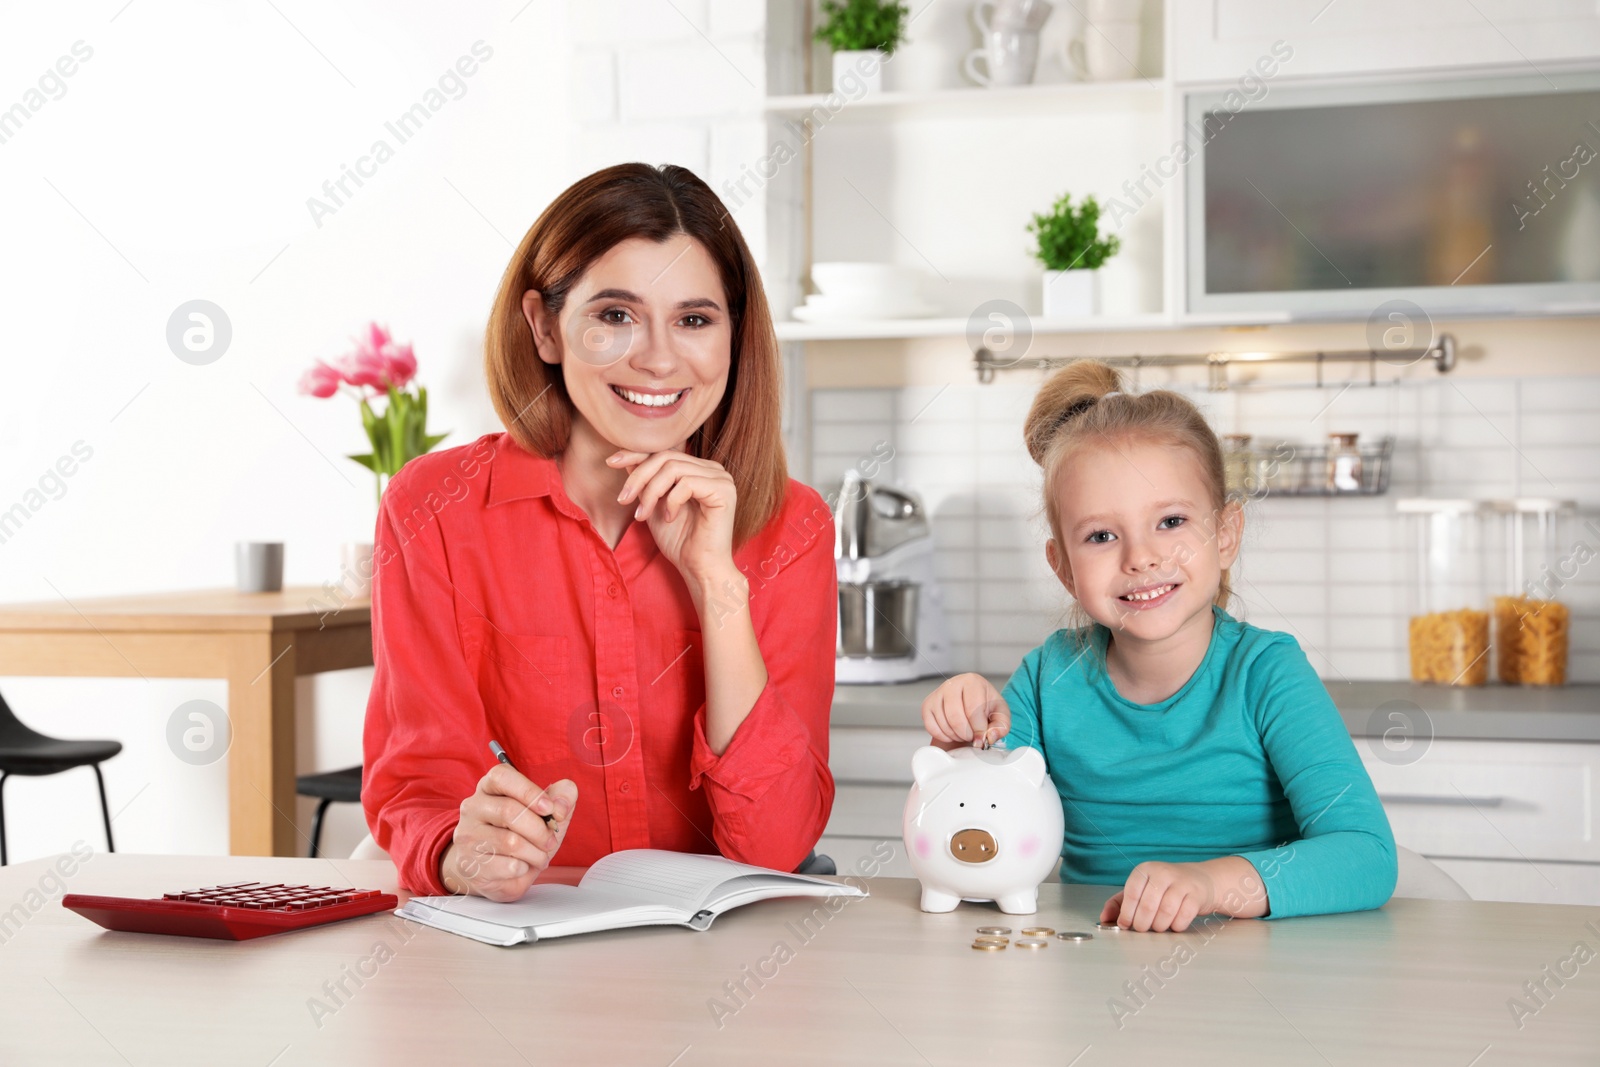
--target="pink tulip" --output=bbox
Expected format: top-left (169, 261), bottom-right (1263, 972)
top-left (363, 322), bottom-right (393, 354)
top-left (338, 345), bottom-right (389, 389)
top-left (298, 359), bottom-right (342, 398)
top-left (384, 342), bottom-right (417, 388)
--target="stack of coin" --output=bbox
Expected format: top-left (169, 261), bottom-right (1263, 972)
top-left (1021, 926), bottom-right (1055, 937)
top-left (972, 925), bottom-right (1010, 951)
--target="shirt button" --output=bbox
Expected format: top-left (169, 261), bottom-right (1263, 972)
top-left (607, 583), bottom-right (619, 597)
top-left (620, 781), bottom-right (631, 793)
top-left (612, 685), bottom-right (624, 699)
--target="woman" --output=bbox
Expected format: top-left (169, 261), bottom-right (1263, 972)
top-left (362, 163), bottom-right (838, 900)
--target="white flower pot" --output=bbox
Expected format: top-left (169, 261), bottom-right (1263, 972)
top-left (832, 50), bottom-right (884, 97)
top-left (1042, 268), bottom-right (1100, 318)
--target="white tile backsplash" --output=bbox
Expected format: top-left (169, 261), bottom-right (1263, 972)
top-left (809, 374), bottom-right (1600, 683)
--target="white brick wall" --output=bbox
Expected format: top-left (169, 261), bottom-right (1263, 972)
top-left (564, 0), bottom-right (810, 457)
top-left (811, 375), bottom-right (1600, 683)
top-left (566, 0), bottom-right (768, 193)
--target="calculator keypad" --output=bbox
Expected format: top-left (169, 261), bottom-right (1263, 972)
top-left (161, 882), bottom-right (383, 912)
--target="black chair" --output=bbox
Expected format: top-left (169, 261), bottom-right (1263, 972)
top-left (0, 689), bottom-right (121, 865)
top-left (297, 765), bottom-right (363, 858)
top-left (796, 850), bottom-right (836, 876)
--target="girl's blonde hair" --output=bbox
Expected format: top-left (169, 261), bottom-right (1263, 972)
top-left (1022, 359), bottom-right (1235, 645)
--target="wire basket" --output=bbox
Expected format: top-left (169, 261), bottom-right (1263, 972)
top-left (1243, 435), bottom-right (1395, 498)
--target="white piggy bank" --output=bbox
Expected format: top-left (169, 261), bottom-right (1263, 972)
top-left (902, 745), bottom-right (1065, 914)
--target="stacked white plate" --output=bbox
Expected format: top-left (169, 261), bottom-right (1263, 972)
top-left (793, 262), bottom-right (938, 322)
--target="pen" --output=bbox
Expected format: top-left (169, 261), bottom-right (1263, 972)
top-left (489, 739), bottom-right (556, 827)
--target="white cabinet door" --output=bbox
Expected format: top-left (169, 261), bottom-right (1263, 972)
top-left (1358, 739), bottom-right (1600, 865)
top-left (1172, 0), bottom-right (1600, 83)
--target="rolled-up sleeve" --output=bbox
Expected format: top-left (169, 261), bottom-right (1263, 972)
top-left (686, 490), bottom-right (837, 872)
top-left (361, 466), bottom-right (484, 896)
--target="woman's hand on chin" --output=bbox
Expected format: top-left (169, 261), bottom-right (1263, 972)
top-left (440, 764), bottom-right (577, 901)
top-left (609, 449), bottom-right (737, 585)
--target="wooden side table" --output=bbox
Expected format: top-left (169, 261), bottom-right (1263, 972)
top-left (0, 587), bottom-right (371, 856)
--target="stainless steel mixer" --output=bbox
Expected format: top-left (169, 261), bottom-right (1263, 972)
top-left (834, 469), bottom-right (952, 684)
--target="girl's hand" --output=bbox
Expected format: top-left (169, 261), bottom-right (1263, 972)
top-left (921, 673), bottom-right (1011, 751)
top-left (1100, 856), bottom-right (1269, 931)
top-left (440, 764), bottom-right (577, 902)
top-left (609, 449), bottom-right (736, 584)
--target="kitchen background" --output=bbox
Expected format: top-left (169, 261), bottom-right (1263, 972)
top-left (3, 0), bottom-right (1599, 902)
top-left (811, 360), bottom-right (1600, 682)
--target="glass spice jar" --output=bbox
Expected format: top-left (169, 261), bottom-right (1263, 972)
top-left (1222, 434), bottom-right (1254, 498)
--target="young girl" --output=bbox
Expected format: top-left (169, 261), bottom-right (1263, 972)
top-left (922, 360), bottom-right (1396, 933)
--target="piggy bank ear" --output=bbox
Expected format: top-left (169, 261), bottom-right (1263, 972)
top-left (1009, 746), bottom-right (1048, 789)
top-left (910, 746), bottom-right (955, 786)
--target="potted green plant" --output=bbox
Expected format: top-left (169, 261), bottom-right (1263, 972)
top-left (1027, 192), bottom-right (1121, 318)
top-left (814, 0), bottom-right (909, 96)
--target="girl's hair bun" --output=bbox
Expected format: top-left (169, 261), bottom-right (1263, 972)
top-left (1022, 360), bottom-right (1124, 466)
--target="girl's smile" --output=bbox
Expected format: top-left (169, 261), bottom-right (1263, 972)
top-left (1117, 581), bottom-right (1182, 609)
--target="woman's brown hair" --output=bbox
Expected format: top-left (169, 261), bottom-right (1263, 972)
top-left (1022, 359), bottom-right (1236, 644)
top-left (484, 162), bottom-right (787, 547)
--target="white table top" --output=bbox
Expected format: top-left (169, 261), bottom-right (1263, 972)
top-left (5, 853), bottom-right (1599, 1065)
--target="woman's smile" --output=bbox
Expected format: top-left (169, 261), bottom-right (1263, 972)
top-left (609, 383), bottom-right (689, 417)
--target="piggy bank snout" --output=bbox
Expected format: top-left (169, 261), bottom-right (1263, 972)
top-left (949, 827), bottom-right (997, 864)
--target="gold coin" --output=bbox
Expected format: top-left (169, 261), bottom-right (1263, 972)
top-left (1056, 931), bottom-right (1093, 942)
top-left (1021, 927), bottom-right (1055, 937)
top-left (972, 935), bottom-right (1009, 944)
top-left (971, 939), bottom-right (1007, 951)
top-left (1014, 938), bottom-right (1049, 949)
top-left (975, 926), bottom-right (1011, 936)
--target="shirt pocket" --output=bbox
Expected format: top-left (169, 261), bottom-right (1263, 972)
top-left (475, 630), bottom-right (572, 768)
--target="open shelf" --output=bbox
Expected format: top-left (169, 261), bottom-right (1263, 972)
top-left (764, 78), bottom-right (1165, 123)
top-left (774, 312), bottom-right (1172, 342)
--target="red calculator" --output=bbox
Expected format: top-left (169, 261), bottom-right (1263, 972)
top-left (62, 881), bottom-right (399, 941)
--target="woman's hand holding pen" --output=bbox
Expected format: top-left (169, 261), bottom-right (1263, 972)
top-left (440, 763), bottom-right (578, 901)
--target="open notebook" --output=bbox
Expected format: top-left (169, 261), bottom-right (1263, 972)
top-left (396, 849), bottom-right (867, 946)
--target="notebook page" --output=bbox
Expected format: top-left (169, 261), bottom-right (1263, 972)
top-left (579, 850), bottom-right (783, 913)
top-left (409, 884), bottom-right (605, 927)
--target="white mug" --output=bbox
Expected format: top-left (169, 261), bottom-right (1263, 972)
top-left (1068, 20), bottom-right (1142, 81)
top-left (974, 0), bottom-right (1054, 33)
top-left (964, 28), bottom-right (1042, 87)
top-left (1085, 0), bottom-right (1142, 20)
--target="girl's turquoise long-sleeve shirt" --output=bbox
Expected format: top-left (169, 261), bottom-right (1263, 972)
top-left (1001, 605), bottom-right (1397, 919)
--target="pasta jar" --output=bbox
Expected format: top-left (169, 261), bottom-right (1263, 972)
top-left (1397, 499), bottom-right (1491, 686)
top-left (1490, 498), bottom-right (1576, 687)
